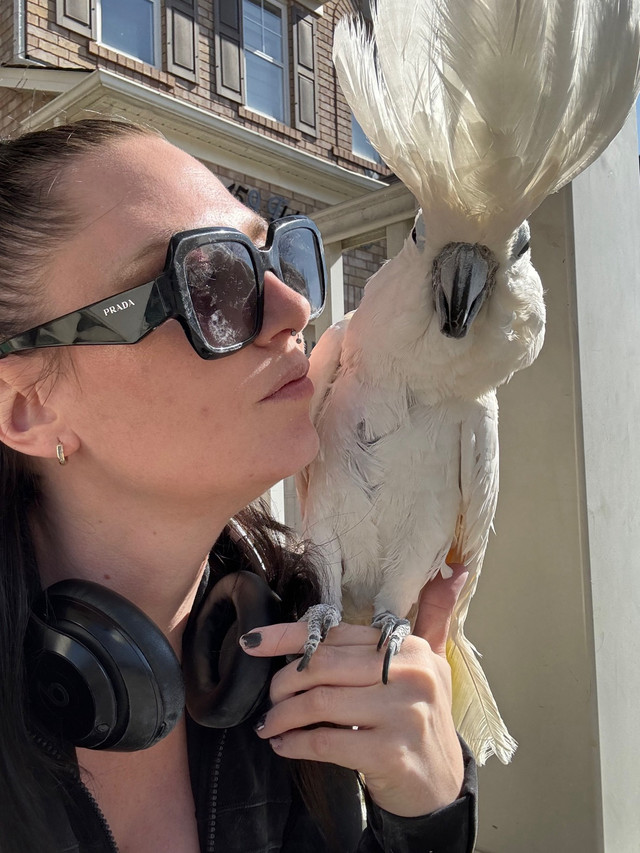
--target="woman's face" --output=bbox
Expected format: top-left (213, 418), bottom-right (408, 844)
top-left (40, 133), bottom-right (319, 514)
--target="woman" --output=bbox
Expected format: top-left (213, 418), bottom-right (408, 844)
top-left (0, 119), bottom-right (476, 852)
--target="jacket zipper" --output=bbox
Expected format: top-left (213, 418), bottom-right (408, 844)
top-left (76, 778), bottom-right (120, 853)
top-left (205, 728), bottom-right (228, 853)
top-left (31, 731), bottom-right (119, 853)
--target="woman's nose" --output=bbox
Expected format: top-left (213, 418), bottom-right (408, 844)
top-left (255, 270), bottom-right (311, 346)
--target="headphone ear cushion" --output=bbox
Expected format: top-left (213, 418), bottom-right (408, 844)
top-left (182, 570), bottom-right (281, 728)
top-left (26, 580), bottom-right (184, 751)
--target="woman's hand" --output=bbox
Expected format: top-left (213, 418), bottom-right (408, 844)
top-left (239, 564), bottom-right (468, 818)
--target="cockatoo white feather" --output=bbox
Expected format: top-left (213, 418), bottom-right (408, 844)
top-left (298, 0), bottom-right (640, 765)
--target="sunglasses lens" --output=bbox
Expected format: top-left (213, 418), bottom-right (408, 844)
top-left (184, 242), bottom-right (259, 349)
top-left (277, 228), bottom-right (325, 318)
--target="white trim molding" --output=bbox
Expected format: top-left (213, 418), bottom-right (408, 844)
top-left (0, 67), bottom-right (90, 93)
top-left (295, 0), bottom-right (325, 14)
top-left (9, 68), bottom-right (384, 204)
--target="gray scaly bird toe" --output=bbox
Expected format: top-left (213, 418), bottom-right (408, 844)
top-left (297, 604), bottom-right (341, 671)
top-left (371, 611), bottom-right (411, 684)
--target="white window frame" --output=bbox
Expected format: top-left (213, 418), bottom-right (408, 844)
top-left (95, 0), bottom-right (162, 68)
top-left (242, 0), bottom-right (290, 125)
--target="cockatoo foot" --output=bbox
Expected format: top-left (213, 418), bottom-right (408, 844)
top-left (296, 604), bottom-right (342, 672)
top-left (371, 611), bottom-right (411, 684)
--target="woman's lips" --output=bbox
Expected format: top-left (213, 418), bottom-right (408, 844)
top-left (262, 374), bottom-right (314, 402)
top-left (260, 361), bottom-right (314, 402)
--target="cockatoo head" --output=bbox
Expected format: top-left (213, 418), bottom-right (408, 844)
top-left (377, 210), bottom-right (545, 400)
top-left (427, 218), bottom-right (533, 340)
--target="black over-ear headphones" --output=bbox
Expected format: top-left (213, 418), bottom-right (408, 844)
top-left (25, 530), bottom-right (282, 752)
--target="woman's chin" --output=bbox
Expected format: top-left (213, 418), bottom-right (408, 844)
top-left (254, 426), bottom-right (319, 492)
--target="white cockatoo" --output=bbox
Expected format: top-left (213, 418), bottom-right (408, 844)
top-left (296, 0), bottom-right (640, 764)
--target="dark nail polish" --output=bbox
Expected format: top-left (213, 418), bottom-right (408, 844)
top-left (254, 713), bottom-right (267, 732)
top-left (240, 631), bottom-right (262, 649)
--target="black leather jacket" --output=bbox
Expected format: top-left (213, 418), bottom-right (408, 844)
top-left (47, 716), bottom-right (476, 853)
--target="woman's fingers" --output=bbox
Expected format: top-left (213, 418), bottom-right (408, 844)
top-left (257, 683), bottom-right (381, 738)
top-left (240, 619), bottom-right (380, 658)
top-left (268, 723), bottom-right (378, 773)
top-left (269, 643), bottom-right (384, 702)
top-left (413, 564), bottom-right (469, 656)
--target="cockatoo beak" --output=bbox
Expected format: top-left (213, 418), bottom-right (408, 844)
top-left (432, 242), bottom-right (499, 339)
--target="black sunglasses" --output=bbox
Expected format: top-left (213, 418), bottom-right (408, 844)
top-left (0, 216), bottom-right (326, 361)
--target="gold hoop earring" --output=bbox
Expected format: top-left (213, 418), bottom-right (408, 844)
top-left (56, 442), bottom-right (67, 466)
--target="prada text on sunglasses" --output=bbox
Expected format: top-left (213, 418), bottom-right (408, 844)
top-left (0, 216), bottom-right (326, 361)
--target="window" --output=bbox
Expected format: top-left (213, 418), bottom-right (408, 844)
top-left (214, 0), bottom-right (317, 135)
top-left (242, 0), bottom-right (288, 123)
top-left (97, 0), bottom-right (160, 66)
top-left (351, 114), bottom-right (383, 164)
top-left (56, 0), bottom-right (198, 80)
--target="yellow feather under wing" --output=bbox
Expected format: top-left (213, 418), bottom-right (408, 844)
top-left (446, 396), bottom-right (517, 765)
top-left (447, 560), bottom-right (518, 766)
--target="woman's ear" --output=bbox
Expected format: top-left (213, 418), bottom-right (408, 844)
top-left (0, 359), bottom-right (79, 461)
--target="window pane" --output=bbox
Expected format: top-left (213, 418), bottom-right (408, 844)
top-left (243, 0), bottom-right (282, 60)
top-left (244, 18), bottom-right (262, 52)
top-left (101, 0), bottom-right (155, 65)
top-left (262, 4), bottom-right (282, 36)
top-left (352, 114), bottom-right (382, 163)
top-left (263, 27), bottom-right (282, 62)
top-left (245, 52), bottom-right (284, 122)
top-left (244, 0), bottom-right (261, 23)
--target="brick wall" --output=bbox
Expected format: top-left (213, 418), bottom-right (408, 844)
top-left (16, 0), bottom-right (390, 181)
top-left (0, 1), bottom-right (13, 64)
top-left (0, 88), bottom-right (55, 138)
top-left (343, 239), bottom-right (386, 312)
top-left (213, 163), bottom-right (319, 221)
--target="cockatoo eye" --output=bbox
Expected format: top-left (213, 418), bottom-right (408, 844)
top-left (511, 222), bottom-right (531, 259)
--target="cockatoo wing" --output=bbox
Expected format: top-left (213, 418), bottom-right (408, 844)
top-left (296, 314), bottom-right (353, 514)
top-left (446, 393), bottom-right (517, 765)
top-left (334, 0), bottom-right (640, 246)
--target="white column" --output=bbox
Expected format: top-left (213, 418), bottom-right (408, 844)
top-left (313, 241), bottom-right (345, 340)
top-left (471, 115), bottom-right (640, 853)
top-left (283, 474), bottom-right (302, 531)
top-left (571, 115), bottom-right (640, 852)
top-left (385, 220), bottom-right (412, 257)
top-left (270, 243), bottom-right (346, 526)
top-left (266, 479), bottom-right (286, 525)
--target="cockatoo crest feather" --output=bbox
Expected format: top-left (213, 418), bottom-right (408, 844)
top-left (333, 0), bottom-right (640, 245)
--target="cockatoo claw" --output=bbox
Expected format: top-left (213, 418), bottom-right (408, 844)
top-left (371, 611), bottom-right (411, 684)
top-left (296, 603), bottom-right (341, 672)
